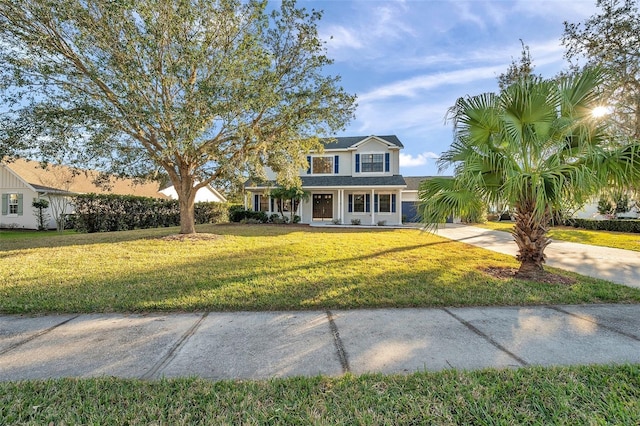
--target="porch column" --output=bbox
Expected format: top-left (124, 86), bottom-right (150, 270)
top-left (397, 189), bottom-right (402, 225)
top-left (371, 188), bottom-right (376, 225)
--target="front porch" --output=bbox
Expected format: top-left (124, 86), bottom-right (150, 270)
top-left (247, 187), bottom-right (405, 226)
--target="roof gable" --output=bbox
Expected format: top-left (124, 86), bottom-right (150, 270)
top-left (3, 158), bottom-right (168, 199)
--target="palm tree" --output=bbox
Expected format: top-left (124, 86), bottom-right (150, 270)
top-left (419, 68), bottom-right (640, 278)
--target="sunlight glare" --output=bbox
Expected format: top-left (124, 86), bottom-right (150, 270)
top-left (592, 106), bottom-right (609, 118)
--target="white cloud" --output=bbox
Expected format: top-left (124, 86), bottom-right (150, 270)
top-left (452, 1), bottom-right (487, 29)
top-left (319, 0), bottom-right (417, 61)
top-left (513, 0), bottom-right (598, 19)
top-left (400, 151), bottom-right (440, 167)
top-left (358, 65), bottom-right (503, 103)
top-left (323, 25), bottom-right (363, 50)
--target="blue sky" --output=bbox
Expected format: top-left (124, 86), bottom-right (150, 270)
top-left (301, 0), bottom-right (599, 176)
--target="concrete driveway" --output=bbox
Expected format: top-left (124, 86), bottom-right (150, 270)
top-left (435, 224), bottom-right (640, 289)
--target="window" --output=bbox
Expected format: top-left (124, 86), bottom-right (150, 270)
top-left (312, 156), bottom-right (333, 174)
top-left (378, 194), bottom-right (391, 213)
top-left (8, 193), bottom-right (19, 214)
top-left (353, 194), bottom-right (365, 212)
top-left (361, 154), bottom-right (384, 172)
top-left (254, 194), bottom-right (269, 212)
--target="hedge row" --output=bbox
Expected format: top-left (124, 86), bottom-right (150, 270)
top-left (567, 218), bottom-right (640, 233)
top-left (228, 206), bottom-right (301, 224)
top-left (72, 194), bottom-right (228, 233)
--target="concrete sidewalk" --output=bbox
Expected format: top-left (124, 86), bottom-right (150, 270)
top-left (1, 305), bottom-right (639, 381)
top-left (435, 224), bottom-right (640, 289)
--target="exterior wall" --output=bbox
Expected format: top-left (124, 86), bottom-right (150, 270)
top-left (574, 201), bottom-right (639, 220)
top-left (1, 166), bottom-right (39, 229)
top-left (41, 193), bottom-right (75, 229)
top-left (159, 185), bottom-right (225, 203)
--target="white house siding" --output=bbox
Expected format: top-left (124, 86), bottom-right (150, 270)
top-left (159, 185), bottom-right (226, 203)
top-left (1, 166), bottom-right (39, 229)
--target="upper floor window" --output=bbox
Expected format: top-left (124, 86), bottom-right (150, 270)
top-left (307, 155), bottom-right (339, 174)
top-left (312, 156), bottom-right (334, 174)
top-left (361, 154), bottom-right (384, 172)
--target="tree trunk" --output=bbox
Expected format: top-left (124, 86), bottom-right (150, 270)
top-left (178, 195), bottom-right (196, 234)
top-left (511, 201), bottom-right (552, 279)
top-left (175, 174), bottom-right (197, 234)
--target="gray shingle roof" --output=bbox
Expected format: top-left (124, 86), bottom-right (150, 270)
top-left (322, 135), bottom-right (404, 149)
top-left (246, 175), bottom-right (406, 188)
top-left (301, 175), bottom-right (406, 187)
top-left (403, 176), bottom-right (453, 191)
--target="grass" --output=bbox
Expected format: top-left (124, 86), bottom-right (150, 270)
top-left (478, 221), bottom-right (640, 252)
top-left (1, 365), bottom-right (639, 424)
top-left (2, 224), bottom-right (640, 314)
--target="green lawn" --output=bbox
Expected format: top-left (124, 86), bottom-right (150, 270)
top-left (478, 221), bottom-right (640, 252)
top-left (2, 224), bottom-right (639, 314)
top-left (3, 225), bottom-right (639, 422)
top-left (2, 365), bottom-right (639, 424)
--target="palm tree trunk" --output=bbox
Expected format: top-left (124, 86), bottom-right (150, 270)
top-left (511, 200), bottom-right (552, 278)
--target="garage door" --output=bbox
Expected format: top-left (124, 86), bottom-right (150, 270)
top-left (402, 201), bottom-right (419, 222)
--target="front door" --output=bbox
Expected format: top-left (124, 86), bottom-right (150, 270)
top-left (313, 194), bottom-right (333, 220)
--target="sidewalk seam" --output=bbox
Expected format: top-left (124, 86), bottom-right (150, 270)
top-left (326, 310), bottom-right (350, 374)
top-left (140, 312), bottom-right (208, 380)
top-left (547, 306), bottom-right (640, 342)
top-left (0, 315), bottom-right (80, 356)
top-left (443, 308), bottom-right (528, 367)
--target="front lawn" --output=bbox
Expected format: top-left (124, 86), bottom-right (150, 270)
top-left (478, 221), bottom-right (640, 252)
top-left (2, 224), bottom-right (639, 314)
top-left (2, 365), bottom-right (639, 424)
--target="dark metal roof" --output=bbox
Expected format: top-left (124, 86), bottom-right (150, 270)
top-left (322, 135), bottom-right (404, 149)
top-left (246, 175), bottom-right (407, 188)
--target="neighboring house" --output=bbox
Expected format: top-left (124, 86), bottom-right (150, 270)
top-left (159, 183), bottom-right (227, 203)
top-left (245, 135), bottom-right (433, 225)
top-left (1, 158), bottom-right (225, 229)
top-left (573, 199), bottom-right (639, 220)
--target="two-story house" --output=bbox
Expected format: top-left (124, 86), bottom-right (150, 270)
top-left (245, 135), bottom-right (409, 225)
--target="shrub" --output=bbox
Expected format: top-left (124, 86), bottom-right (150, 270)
top-left (377, 220), bottom-right (386, 226)
top-left (32, 198), bottom-right (50, 231)
top-left (331, 218), bottom-right (341, 225)
top-left (271, 215), bottom-right (289, 224)
top-left (568, 218), bottom-right (640, 233)
top-left (269, 213), bottom-right (281, 223)
top-left (292, 215), bottom-right (301, 224)
top-left (229, 207), bottom-right (268, 223)
top-left (194, 202), bottom-right (229, 224)
top-left (351, 218), bottom-right (361, 225)
top-left (72, 194), bottom-right (227, 232)
top-left (228, 205), bottom-right (247, 222)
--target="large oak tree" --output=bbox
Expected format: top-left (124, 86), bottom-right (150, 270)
top-left (0, 0), bottom-right (356, 233)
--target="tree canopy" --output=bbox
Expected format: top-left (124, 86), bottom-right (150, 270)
top-left (563, 0), bottom-right (640, 140)
top-left (419, 69), bottom-right (640, 277)
top-left (0, 0), bottom-right (356, 233)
